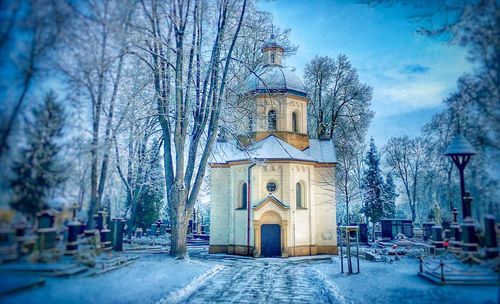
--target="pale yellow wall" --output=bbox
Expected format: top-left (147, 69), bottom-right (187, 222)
top-left (209, 167), bottom-right (230, 245)
top-left (313, 167), bottom-right (337, 247)
top-left (254, 96), bottom-right (307, 134)
top-left (229, 164), bottom-right (251, 246)
top-left (263, 48), bottom-right (284, 65)
top-left (210, 162), bottom-right (337, 251)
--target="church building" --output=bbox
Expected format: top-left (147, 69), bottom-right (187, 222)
top-left (209, 35), bottom-right (338, 257)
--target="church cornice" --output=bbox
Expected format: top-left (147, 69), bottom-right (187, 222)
top-left (209, 159), bottom-right (336, 168)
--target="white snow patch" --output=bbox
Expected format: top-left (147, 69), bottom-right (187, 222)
top-left (313, 267), bottom-right (351, 304)
top-left (156, 264), bottom-right (224, 304)
top-left (314, 257), bottom-right (498, 304)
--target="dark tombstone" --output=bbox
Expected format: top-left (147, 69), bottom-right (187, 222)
top-left (484, 215), bottom-right (498, 258)
top-left (150, 224), bottom-right (158, 236)
top-left (37, 228), bottom-right (58, 250)
top-left (13, 223), bottom-right (26, 238)
top-left (160, 224), bottom-right (167, 235)
top-left (381, 219), bottom-right (413, 240)
top-left (380, 220), bottom-right (392, 239)
top-left (111, 218), bottom-right (126, 251)
top-left (95, 211), bottom-right (105, 231)
top-left (461, 194), bottom-right (479, 253)
top-left (358, 223), bottom-right (368, 244)
top-left (0, 227), bottom-right (18, 262)
top-left (422, 223), bottom-right (434, 241)
top-left (37, 211), bottom-right (55, 229)
top-left (66, 221), bottom-right (81, 255)
top-left (100, 229), bottom-right (112, 252)
top-left (431, 225), bottom-right (444, 250)
top-left (401, 220), bottom-right (414, 238)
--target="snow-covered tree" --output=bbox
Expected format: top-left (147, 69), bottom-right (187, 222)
top-left (382, 173), bottom-right (397, 218)
top-left (304, 54), bottom-right (373, 225)
top-left (134, 151), bottom-right (165, 230)
top-left (384, 136), bottom-right (425, 222)
top-left (10, 92), bottom-right (66, 222)
top-left (361, 138), bottom-right (384, 239)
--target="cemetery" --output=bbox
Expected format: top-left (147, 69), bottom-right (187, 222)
top-left (0, 0), bottom-right (498, 303)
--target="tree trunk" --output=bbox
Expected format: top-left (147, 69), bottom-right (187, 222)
top-left (169, 198), bottom-right (191, 258)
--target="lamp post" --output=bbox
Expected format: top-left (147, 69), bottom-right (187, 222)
top-left (444, 134), bottom-right (476, 220)
top-left (444, 133), bottom-right (478, 253)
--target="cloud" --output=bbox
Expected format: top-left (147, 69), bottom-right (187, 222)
top-left (401, 64), bottom-right (431, 75)
top-left (372, 80), bottom-right (448, 118)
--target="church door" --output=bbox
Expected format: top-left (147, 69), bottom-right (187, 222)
top-left (261, 224), bottom-right (281, 257)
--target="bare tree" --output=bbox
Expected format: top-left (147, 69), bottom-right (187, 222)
top-left (135, 0), bottom-right (249, 258)
top-left (384, 136), bottom-right (426, 222)
top-left (57, 0), bottom-right (135, 228)
top-left (0, 0), bottom-right (67, 157)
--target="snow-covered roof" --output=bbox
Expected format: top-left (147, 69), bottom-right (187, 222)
top-left (210, 135), bottom-right (337, 165)
top-left (245, 65), bottom-right (307, 97)
top-left (304, 139), bottom-right (337, 163)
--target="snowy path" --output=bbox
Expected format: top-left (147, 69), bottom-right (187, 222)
top-left (181, 258), bottom-right (338, 304)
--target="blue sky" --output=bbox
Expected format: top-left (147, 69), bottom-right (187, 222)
top-left (258, 0), bottom-right (475, 147)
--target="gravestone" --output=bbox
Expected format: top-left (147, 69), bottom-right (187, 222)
top-left (484, 215), bottom-right (498, 258)
top-left (150, 224), bottom-right (158, 236)
top-left (381, 219), bottom-right (413, 240)
top-left (358, 223), bottom-right (368, 244)
top-left (111, 218), bottom-right (126, 251)
top-left (461, 194), bottom-right (478, 253)
top-left (422, 223), bottom-right (434, 241)
top-left (0, 227), bottom-right (18, 262)
top-left (431, 225), bottom-right (444, 250)
top-left (100, 229), bottom-right (112, 252)
top-left (37, 211), bottom-right (55, 229)
top-left (160, 224), bottom-right (167, 235)
top-left (36, 211), bottom-right (58, 251)
top-left (66, 221), bottom-right (81, 255)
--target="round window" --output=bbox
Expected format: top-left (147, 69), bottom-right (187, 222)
top-left (266, 182), bottom-right (277, 192)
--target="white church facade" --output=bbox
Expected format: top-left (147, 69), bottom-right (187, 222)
top-left (209, 35), bottom-right (338, 257)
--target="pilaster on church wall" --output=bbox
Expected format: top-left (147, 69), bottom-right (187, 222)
top-left (209, 167), bottom-right (230, 245)
top-left (232, 164), bottom-right (251, 246)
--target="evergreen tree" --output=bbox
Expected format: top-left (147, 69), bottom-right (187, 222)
top-left (361, 138), bottom-right (384, 240)
top-left (10, 92), bottom-right (66, 222)
top-left (134, 151), bottom-right (165, 230)
top-left (382, 173), bottom-right (397, 218)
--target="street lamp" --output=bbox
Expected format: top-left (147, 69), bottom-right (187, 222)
top-left (444, 133), bottom-right (478, 253)
top-left (444, 133), bottom-right (476, 220)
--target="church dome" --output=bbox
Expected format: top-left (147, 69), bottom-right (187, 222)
top-left (244, 64), bottom-right (307, 97)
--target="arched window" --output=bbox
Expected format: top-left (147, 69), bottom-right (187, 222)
top-left (292, 112), bottom-right (298, 133)
top-left (296, 182), bottom-right (303, 208)
top-left (268, 110), bottom-right (277, 131)
top-left (271, 53), bottom-right (275, 63)
top-left (241, 183), bottom-right (247, 209)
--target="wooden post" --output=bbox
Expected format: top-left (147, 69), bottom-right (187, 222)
top-left (340, 228), bottom-right (344, 274)
top-left (356, 228), bottom-right (360, 274)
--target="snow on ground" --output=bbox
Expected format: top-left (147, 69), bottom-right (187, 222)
top-left (1, 254), bottom-right (216, 304)
top-left (1, 251), bottom-right (497, 304)
top-left (179, 257), bottom-right (338, 303)
top-left (315, 257), bottom-right (499, 304)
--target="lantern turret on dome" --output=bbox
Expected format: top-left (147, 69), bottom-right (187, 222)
top-left (262, 33), bottom-right (284, 66)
